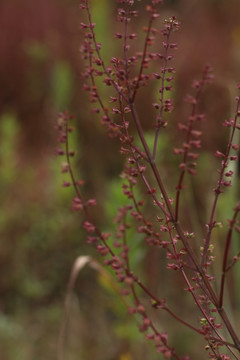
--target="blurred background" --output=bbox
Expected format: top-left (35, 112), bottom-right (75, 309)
top-left (0, 0), bottom-right (240, 359)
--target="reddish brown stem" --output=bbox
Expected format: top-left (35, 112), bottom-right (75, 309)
top-left (202, 96), bottom-right (240, 266)
top-left (175, 67), bottom-right (209, 221)
top-left (219, 204), bottom-right (240, 308)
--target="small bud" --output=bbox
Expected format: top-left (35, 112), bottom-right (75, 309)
top-left (215, 150), bottom-right (225, 158)
top-left (56, 147), bottom-right (64, 155)
top-left (83, 221), bottom-right (95, 233)
top-left (61, 162), bottom-right (69, 173)
top-left (62, 181), bottom-right (71, 187)
top-left (86, 199), bottom-right (97, 206)
top-left (137, 304), bottom-right (145, 314)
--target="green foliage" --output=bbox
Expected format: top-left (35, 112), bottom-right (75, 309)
top-left (91, 0), bottom-right (113, 60)
top-left (0, 112), bottom-right (87, 358)
top-left (0, 113), bottom-right (19, 188)
top-left (104, 178), bottom-right (146, 273)
top-left (52, 61), bottom-right (74, 109)
top-left (23, 40), bottom-right (49, 63)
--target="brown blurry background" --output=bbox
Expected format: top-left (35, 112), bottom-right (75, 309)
top-left (0, 0), bottom-right (240, 359)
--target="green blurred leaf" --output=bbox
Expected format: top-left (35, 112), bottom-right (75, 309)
top-left (51, 61), bottom-right (74, 108)
top-left (0, 113), bottom-right (19, 186)
top-left (23, 41), bottom-right (49, 62)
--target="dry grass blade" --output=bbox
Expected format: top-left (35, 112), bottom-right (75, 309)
top-left (57, 255), bottom-right (126, 360)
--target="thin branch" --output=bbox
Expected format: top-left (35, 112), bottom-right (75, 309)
top-left (219, 203), bottom-right (240, 308)
top-left (202, 96), bottom-right (240, 266)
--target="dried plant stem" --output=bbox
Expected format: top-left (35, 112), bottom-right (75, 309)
top-left (57, 1), bottom-right (240, 358)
